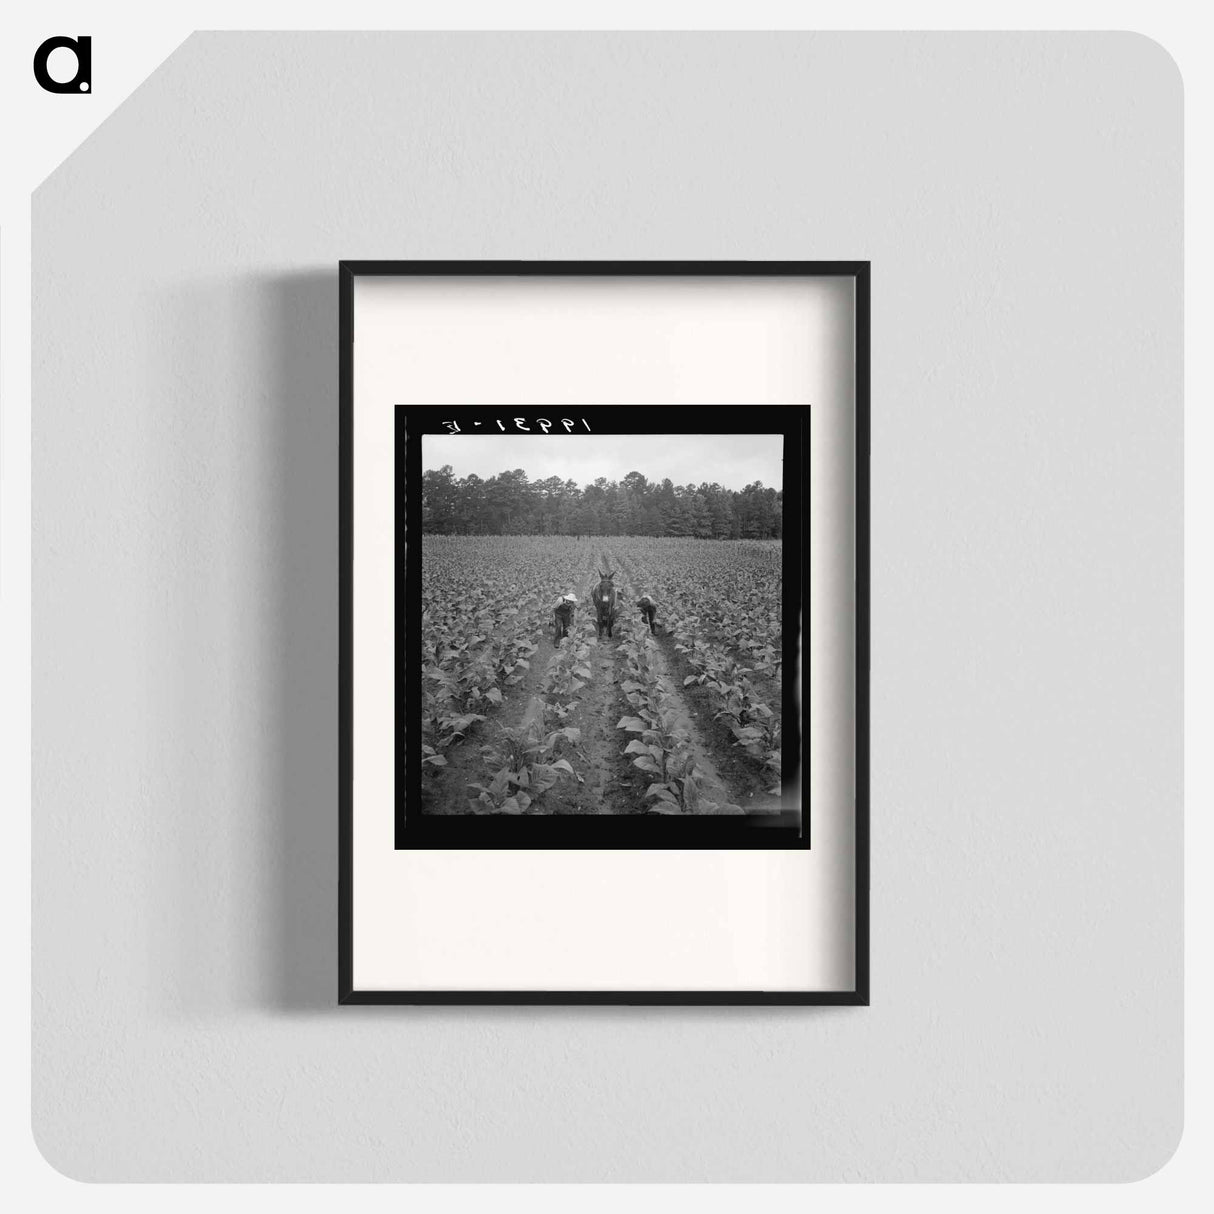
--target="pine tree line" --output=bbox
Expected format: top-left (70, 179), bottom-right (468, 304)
top-left (422, 466), bottom-right (782, 539)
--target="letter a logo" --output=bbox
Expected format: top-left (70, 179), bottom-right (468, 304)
top-left (34, 36), bottom-right (92, 94)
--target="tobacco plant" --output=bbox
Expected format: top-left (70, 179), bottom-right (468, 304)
top-left (467, 717), bottom-right (581, 814)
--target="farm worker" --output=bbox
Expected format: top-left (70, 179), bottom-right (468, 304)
top-left (553, 594), bottom-right (577, 645)
top-left (636, 594), bottom-right (659, 635)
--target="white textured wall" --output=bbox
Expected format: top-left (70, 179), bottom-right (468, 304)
top-left (32, 32), bottom-right (1182, 1181)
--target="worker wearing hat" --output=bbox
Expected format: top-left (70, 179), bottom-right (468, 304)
top-left (553, 593), bottom-right (577, 644)
top-left (636, 594), bottom-right (658, 635)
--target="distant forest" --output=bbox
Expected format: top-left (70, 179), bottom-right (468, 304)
top-left (422, 467), bottom-right (783, 539)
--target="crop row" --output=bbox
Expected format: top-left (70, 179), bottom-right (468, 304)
top-left (465, 609), bottom-right (597, 813)
top-left (597, 562), bottom-right (739, 815)
top-left (616, 545), bottom-right (783, 792)
top-left (421, 535), bottom-right (592, 765)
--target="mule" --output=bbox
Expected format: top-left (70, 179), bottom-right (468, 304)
top-left (591, 571), bottom-right (617, 639)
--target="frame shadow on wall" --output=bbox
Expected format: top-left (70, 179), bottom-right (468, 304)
top-left (270, 271), bottom-right (341, 1011)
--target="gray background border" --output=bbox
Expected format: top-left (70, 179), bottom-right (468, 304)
top-left (32, 32), bottom-right (1181, 1181)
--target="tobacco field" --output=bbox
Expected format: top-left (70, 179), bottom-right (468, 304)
top-left (420, 536), bottom-right (786, 815)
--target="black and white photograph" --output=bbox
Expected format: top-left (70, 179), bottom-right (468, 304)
top-left (398, 405), bottom-right (807, 847)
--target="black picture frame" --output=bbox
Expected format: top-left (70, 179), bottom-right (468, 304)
top-left (339, 260), bottom-right (870, 1006)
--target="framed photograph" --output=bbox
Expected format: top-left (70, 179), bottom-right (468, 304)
top-left (340, 261), bottom-right (869, 1004)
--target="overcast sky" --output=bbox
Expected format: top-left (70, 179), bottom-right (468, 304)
top-left (423, 433), bottom-right (783, 490)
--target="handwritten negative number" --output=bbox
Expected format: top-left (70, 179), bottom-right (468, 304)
top-left (440, 418), bottom-right (592, 434)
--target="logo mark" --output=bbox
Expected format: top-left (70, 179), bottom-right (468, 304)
top-left (33, 35), bottom-right (91, 94)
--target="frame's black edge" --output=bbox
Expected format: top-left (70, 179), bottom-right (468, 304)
top-left (854, 262), bottom-right (872, 1006)
top-left (397, 409), bottom-right (419, 849)
top-left (338, 263), bottom-right (355, 1003)
top-left (340, 259), bottom-right (869, 278)
top-left (341, 990), bottom-right (868, 1005)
